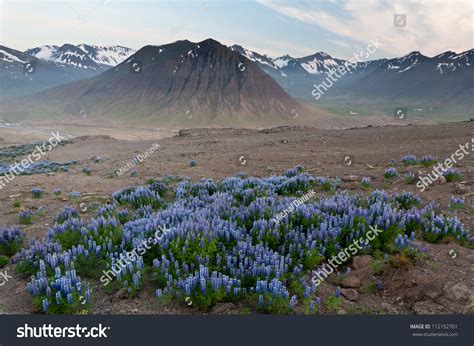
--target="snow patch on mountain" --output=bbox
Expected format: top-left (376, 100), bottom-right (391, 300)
top-left (0, 49), bottom-right (26, 63)
top-left (77, 44), bottom-right (136, 66)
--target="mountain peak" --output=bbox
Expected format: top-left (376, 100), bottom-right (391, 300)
top-left (198, 38), bottom-right (225, 49)
top-left (314, 51), bottom-right (332, 58)
top-left (402, 51), bottom-right (425, 59)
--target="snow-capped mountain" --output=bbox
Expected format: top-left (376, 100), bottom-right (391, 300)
top-left (380, 50), bottom-right (473, 75)
top-left (341, 49), bottom-right (474, 104)
top-left (228, 44), bottom-right (473, 103)
top-left (25, 44), bottom-right (102, 70)
top-left (229, 44), bottom-right (278, 69)
top-left (296, 52), bottom-right (346, 74)
top-left (227, 45), bottom-right (387, 99)
top-left (25, 44), bottom-right (135, 69)
top-left (229, 45), bottom-right (384, 76)
top-left (381, 51), bottom-right (430, 73)
top-left (1, 45), bottom-right (105, 98)
top-left (433, 50), bottom-right (472, 74)
top-left (229, 45), bottom-right (350, 76)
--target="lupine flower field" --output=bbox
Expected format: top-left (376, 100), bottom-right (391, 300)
top-left (4, 165), bottom-right (471, 314)
top-left (0, 124), bottom-right (473, 316)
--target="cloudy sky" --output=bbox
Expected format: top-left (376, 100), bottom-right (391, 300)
top-left (0, 0), bottom-right (472, 59)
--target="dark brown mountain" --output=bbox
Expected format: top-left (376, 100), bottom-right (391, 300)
top-left (15, 39), bottom-right (303, 126)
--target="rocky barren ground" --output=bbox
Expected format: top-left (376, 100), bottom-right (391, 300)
top-left (0, 121), bottom-right (473, 315)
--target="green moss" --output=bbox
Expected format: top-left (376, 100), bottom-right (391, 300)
top-left (0, 255), bottom-right (8, 268)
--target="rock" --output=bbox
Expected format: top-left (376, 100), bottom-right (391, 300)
top-left (210, 302), bottom-right (235, 314)
top-left (462, 303), bottom-right (474, 314)
top-left (352, 255), bottom-right (373, 270)
top-left (341, 288), bottom-right (360, 301)
top-left (342, 175), bottom-right (358, 182)
top-left (423, 286), bottom-right (441, 300)
top-left (443, 282), bottom-right (472, 302)
top-left (412, 300), bottom-right (444, 314)
top-left (365, 164), bottom-right (374, 170)
top-left (113, 288), bottom-right (128, 300)
top-left (341, 276), bottom-right (361, 288)
top-left (454, 183), bottom-right (468, 194)
top-left (380, 302), bottom-right (399, 314)
top-left (404, 287), bottom-right (423, 303)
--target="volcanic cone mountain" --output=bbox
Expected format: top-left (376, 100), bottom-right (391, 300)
top-left (23, 39), bottom-right (303, 126)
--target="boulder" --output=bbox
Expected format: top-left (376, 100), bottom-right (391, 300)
top-left (413, 300), bottom-right (445, 314)
top-left (352, 255), bottom-right (373, 270)
top-left (341, 276), bottom-right (361, 288)
top-left (342, 175), bottom-right (359, 182)
top-left (341, 288), bottom-right (360, 301)
top-left (454, 183), bottom-right (468, 194)
top-left (443, 282), bottom-right (472, 302)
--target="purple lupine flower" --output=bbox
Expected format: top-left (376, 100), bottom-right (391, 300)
top-left (289, 295), bottom-right (298, 308)
top-left (31, 187), bottom-right (44, 198)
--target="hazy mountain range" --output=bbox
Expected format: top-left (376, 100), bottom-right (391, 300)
top-left (230, 45), bottom-right (474, 104)
top-left (0, 39), bottom-right (472, 123)
top-left (0, 44), bottom-right (135, 98)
